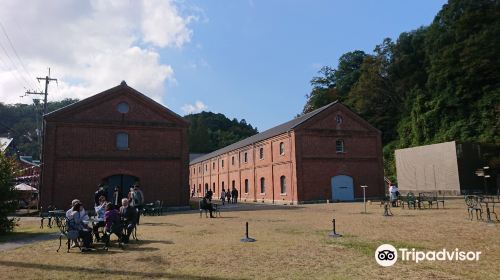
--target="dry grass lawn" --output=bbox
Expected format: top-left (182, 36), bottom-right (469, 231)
top-left (0, 200), bottom-right (498, 280)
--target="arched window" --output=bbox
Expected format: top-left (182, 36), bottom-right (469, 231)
top-left (260, 177), bottom-right (265, 193)
top-left (117, 102), bottom-right (129, 114)
top-left (244, 179), bottom-right (249, 193)
top-left (336, 139), bottom-right (344, 153)
top-left (280, 176), bottom-right (286, 194)
top-left (244, 152), bottom-right (248, 163)
top-left (259, 147), bottom-right (264, 159)
top-left (279, 142), bottom-right (285, 155)
top-left (116, 133), bottom-right (128, 150)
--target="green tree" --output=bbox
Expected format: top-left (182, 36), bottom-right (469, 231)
top-left (0, 152), bottom-right (18, 234)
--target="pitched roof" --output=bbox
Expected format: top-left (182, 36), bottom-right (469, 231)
top-left (190, 101), bottom-right (338, 164)
top-left (44, 81), bottom-right (188, 126)
top-left (0, 137), bottom-right (13, 152)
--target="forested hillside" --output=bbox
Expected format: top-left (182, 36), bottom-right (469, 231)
top-left (302, 0), bottom-right (499, 180)
top-left (0, 99), bottom-right (78, 159)
top-left (185, 112), bottom-right (258, 153)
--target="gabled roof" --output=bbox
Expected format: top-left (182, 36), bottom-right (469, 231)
top-left (190, 101), bottom-right (338, 164)
top-left (44, 81), bottom-right (188, 126)
top-left (0, 137), bottom-right (13, 152)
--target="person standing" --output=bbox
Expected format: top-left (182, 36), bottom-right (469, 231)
top-left (220, 189), bottom-right (226, 205)
top-left (232, 187), bottom-right (238, 204)
top-left (94, 185), bottom-right (106, 206)
top-left (112, 186), bottom-right (120, 207)
top-left (132, 185), bottom-right (144, 224)
top-left (206, 189), bottom-right (213, 202)
top-left (226, 189), bottom-right (231, 204)
top-left (390, 184), bottom-right (398, 207)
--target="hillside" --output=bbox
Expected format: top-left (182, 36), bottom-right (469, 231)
top-left (302, 0), bottom-right (499, 179)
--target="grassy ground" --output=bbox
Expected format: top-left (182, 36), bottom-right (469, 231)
top-left (0, 200), bottom-right (498, 280)
top-left (0, 218), bottom-right (57, 243)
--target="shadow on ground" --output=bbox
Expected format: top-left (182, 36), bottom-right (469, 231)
top-left (0, 260), bottom-right (249, 280)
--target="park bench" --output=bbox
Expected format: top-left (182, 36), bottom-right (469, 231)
top-left (399, 192), bottom-right (417, 209)
top-left (417, 192), bottom-right (445, 209)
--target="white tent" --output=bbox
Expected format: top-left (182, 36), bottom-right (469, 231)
top-left (14, 183), bottom-right (38, 192)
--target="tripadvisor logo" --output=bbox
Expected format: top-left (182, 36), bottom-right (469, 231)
top-left (375, 244), bottom-right (482, 267)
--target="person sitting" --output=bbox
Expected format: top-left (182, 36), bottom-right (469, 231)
top-left (119, 198), bottom-right (137, 243)
top-left (200, 197), bottom-right (215, 218)
top-left (66, 199), bottom-right (92, 252)
top-left (102, 202), bottom-right (121, 247)
top-left (92, 196), bottom-right (106, 242)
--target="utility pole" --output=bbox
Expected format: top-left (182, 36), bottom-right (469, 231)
top-left (26, 68), bottom-right (57, 115)
top-left (25, 68), bottom-right (57, 210)
top-left (25, 68), bottom-right (57, 158)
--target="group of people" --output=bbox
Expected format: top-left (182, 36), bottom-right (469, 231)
top-left (220, 187), bottom-right (238, 205)
top-left (65, 184), bottom-right (145, 252)
top-left (199, 187), bottom-right (239, 218)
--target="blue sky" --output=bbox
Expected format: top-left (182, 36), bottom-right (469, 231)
top-left (0, 0), bottom-right (447, 131)
top-left (163, 0), bottom-right (447, 131)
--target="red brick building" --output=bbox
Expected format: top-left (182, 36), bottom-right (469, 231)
top-left (189, 102), bottom-right (384, 204)
top-left (40, 82), bottom-right (189, 209)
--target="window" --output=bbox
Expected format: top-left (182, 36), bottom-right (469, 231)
top-left (244, 152), bottom-right (248, 163)
top-left (244, 179), bottom-right (249, 193)
top-left (222, 181), bottom-right (224, 190)
top-left (232, 156), bottom-right (235, 165)
top-left (193, 168), bottom-right (195, 175)
top-left (336, 114), bottom-right (343, 124)
top-left (199, 166), bottom-right (201, 172)
top-left (116, 133), bottom-right (128, 150)
top-left (259, 147), bottom-right (264, 160)
top-left (260, 177), bottom-right (265, 193)
top-left (213, 162), bottom-right (215, 169)
top-left (222, 160), bottom-right (224, 168)
top-left (336, 139), bottom-right (344, 153)
top-left (280, 176), bottom-right (286, 194)
top-left (117, 102), bottom-right (129, 114)
top-left (205, 164), bottom-right (207, 171)
top-left (279, 142), bottom-right (285, 155)
top-left (213, 182), bottom-right (215, 190)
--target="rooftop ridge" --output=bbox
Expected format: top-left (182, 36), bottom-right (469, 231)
top-left (190, 101), bottom-right (338, 164)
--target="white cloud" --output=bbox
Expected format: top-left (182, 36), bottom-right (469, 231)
top-left (0, 0), bottom-right (199, 104)
top-left (181, 100), bottom-right (208, 114)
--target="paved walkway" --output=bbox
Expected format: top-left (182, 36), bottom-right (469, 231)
top-left (0, 233), bottom-right (59, 252)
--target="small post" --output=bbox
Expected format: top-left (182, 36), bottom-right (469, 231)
top-left (383, 202), bottom-right (393, 217)
top-left (329, 218), bottom-right (342, 238)
top-left (240, 222), bottom-right (256, 242)
top-left (361, 185), bottom-right (368, 213)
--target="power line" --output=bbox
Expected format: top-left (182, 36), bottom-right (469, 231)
top-left (0, 39), bottom-right (34, 91)
top-left (0, 21), bottom-right (40, 91)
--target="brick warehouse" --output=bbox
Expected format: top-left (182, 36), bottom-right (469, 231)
top-left (189, 102), bottom-right (385, 204)
top-left (40, 82), bottom-right (189, 210)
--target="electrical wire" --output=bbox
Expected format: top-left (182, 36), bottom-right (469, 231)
top-left (0, 22), bottom-right (42, 91)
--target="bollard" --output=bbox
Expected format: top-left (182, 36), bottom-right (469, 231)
top-left (240, 222), bottom-right (256, 242)
top-left (383, 202), bottom-right (393, 217)
top-left (329, 218), bottom-right (342, 238)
